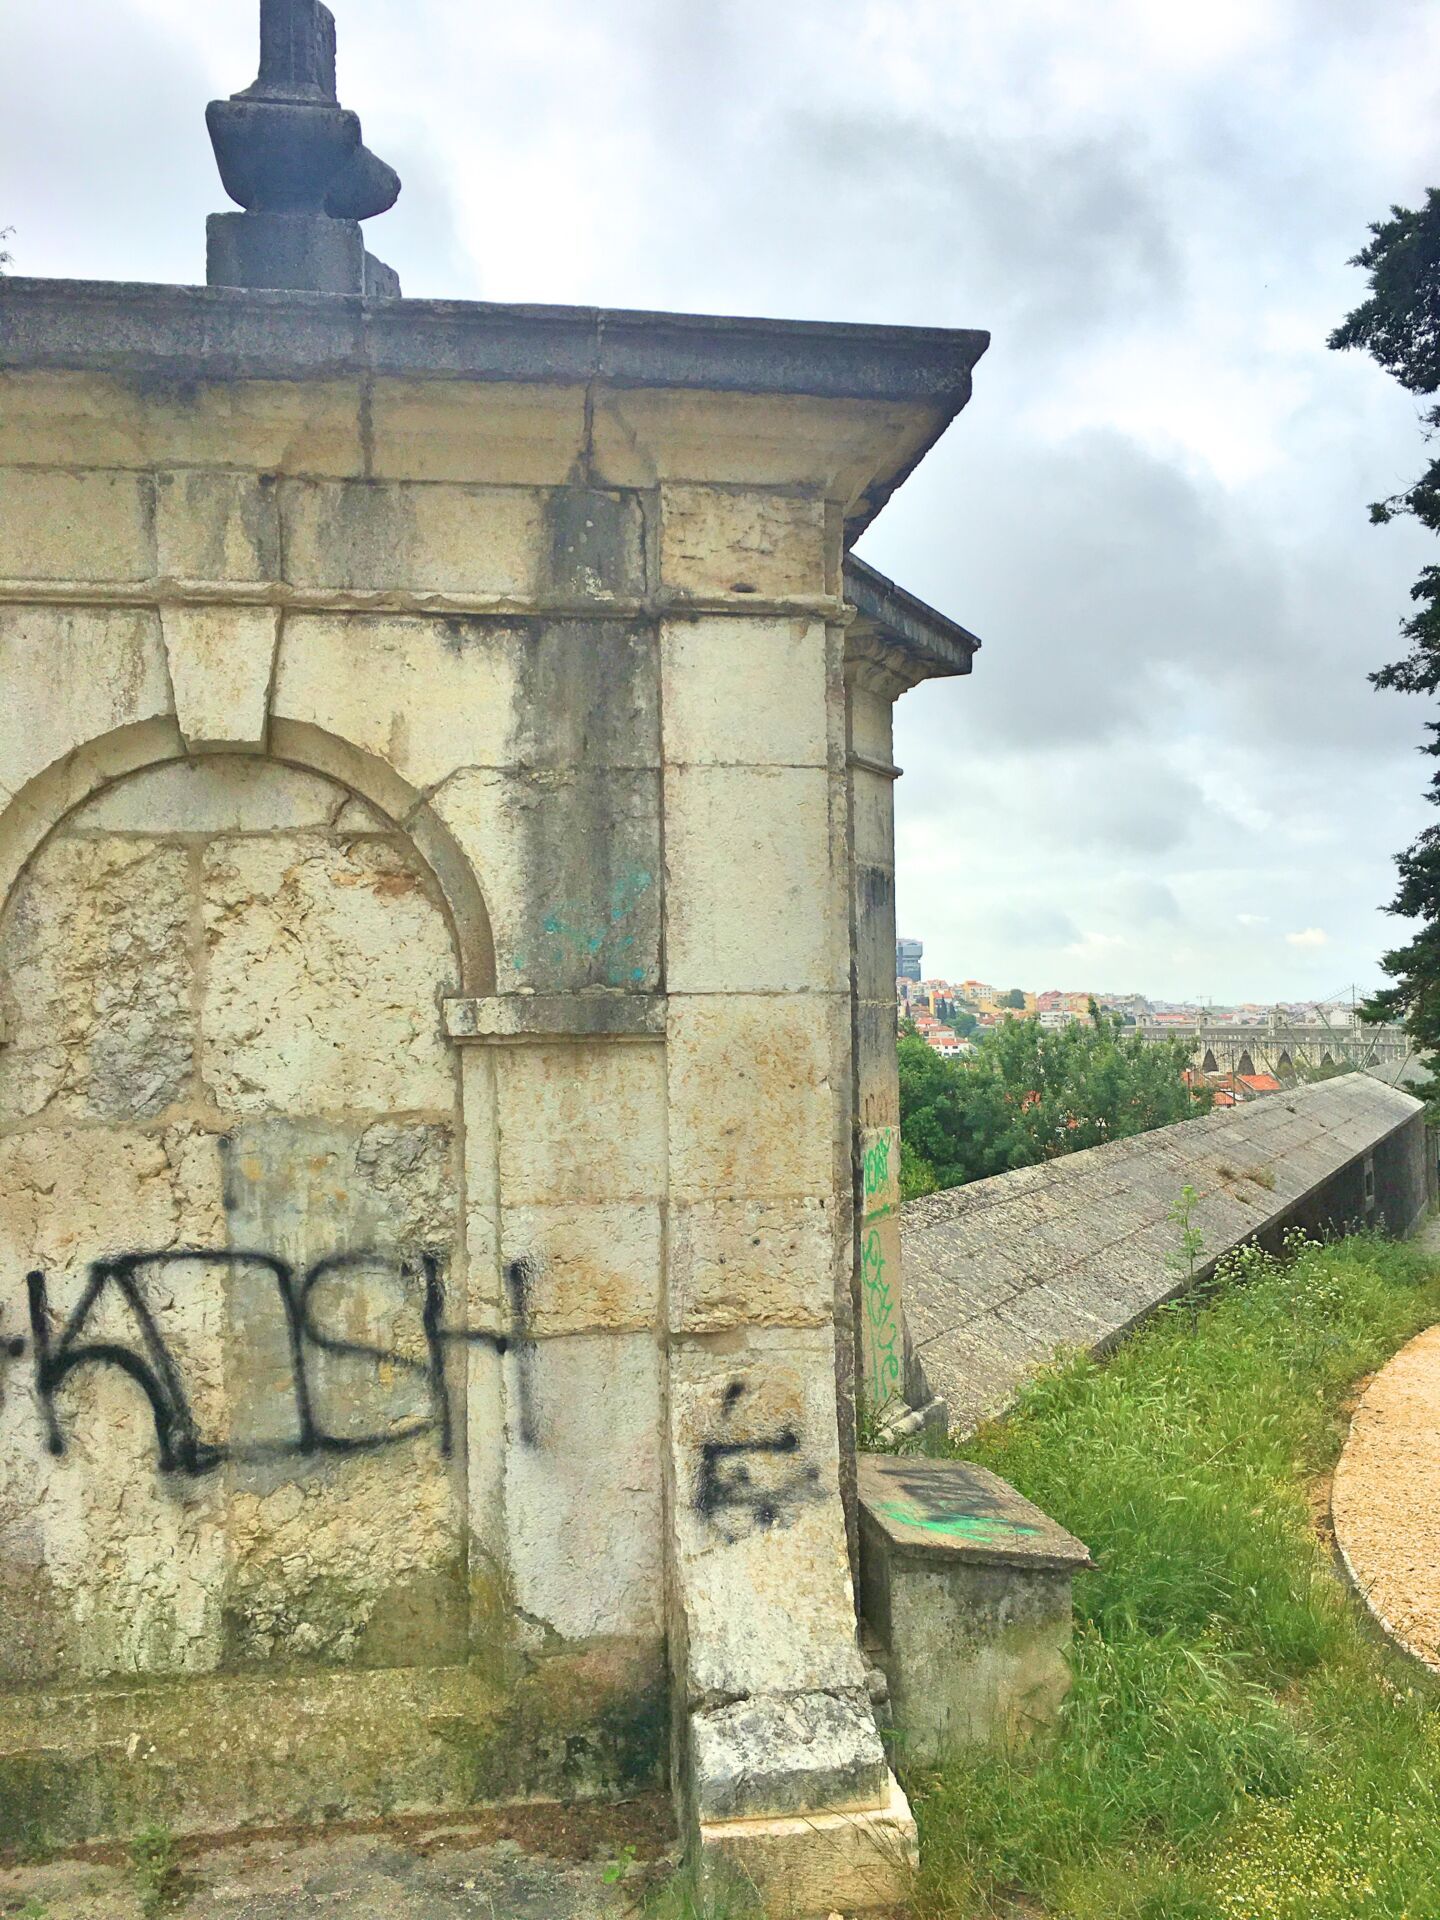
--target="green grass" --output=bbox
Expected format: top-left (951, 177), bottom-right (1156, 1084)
top-left (909, 1229), bottom-right (1440, 1920)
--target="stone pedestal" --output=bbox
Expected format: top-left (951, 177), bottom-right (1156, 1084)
top-left (858, 1455), bottom-right (1091, 1762)
top-left (207, 212), bottom-right (399, 296)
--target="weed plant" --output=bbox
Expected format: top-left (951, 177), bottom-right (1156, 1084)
top-left (911, 1229), bottom-right (1440, 1920)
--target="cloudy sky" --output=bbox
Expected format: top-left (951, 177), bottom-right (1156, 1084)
top-left (6, 0), bottom-right (1440, 1003)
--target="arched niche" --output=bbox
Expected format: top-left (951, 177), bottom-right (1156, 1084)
top-left (0, 749), bottom-right (483, 1687)
top-left (0, 720), bottom-right (495, 995)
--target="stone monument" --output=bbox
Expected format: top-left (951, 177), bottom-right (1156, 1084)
top-left (0, 5), bottom-right (985, 1911)
top-left (207, 0), bottom-right (403, 295)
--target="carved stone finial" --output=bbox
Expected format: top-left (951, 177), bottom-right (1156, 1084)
top-left (205, 0), bottom-right (402, 296)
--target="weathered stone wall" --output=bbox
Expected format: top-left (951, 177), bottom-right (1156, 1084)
top-left (0, 344), bottom-right (871, 1849)
top-left (0, 281), bottom-right (992, 1912)
top-left (903, 1074), bottom-right (1432, 1436)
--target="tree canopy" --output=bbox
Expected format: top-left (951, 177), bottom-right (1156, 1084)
top-left (1331, 192), bottom-right (1440, 1104)
top-left (898, 1008), bottom-right (1206, 1198)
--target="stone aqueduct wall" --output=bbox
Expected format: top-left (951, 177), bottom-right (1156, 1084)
top-left (903, 1075), bottom-right (1432, 1435)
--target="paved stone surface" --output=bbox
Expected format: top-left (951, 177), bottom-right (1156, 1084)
top-left (0, 1805), bottom-right (674, 1919)
top-left (903, 1075), bottom-right (1427, 1434)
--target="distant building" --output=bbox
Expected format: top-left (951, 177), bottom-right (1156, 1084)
top-left (897, 937), bottom-right (924, 983)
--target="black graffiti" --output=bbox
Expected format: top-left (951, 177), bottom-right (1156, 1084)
top-left (504, 1255), bottom-right (539, 1449)
top-left (694, 1379), bottom-right (823, 1538)
top-left (22, 1247), bottom-right (535, 1478)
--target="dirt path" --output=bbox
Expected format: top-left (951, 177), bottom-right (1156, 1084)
top-left (1332, 1249), bottom-right (1440, 1674)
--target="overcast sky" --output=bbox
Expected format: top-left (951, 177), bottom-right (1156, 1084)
top-left (6, 0), bottom-right (1440, 1003)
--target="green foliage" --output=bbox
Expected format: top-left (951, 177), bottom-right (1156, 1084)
top-left (1168, 1182), bottom-right (1206, 1290)
top-left (129, 1824), bottom-right (182, 1917)
top-left (948, 1007), bottom-right (979, 1038)
top-left (1001, 988), bottom-right (1027, 1010)
top-left (910, 1230), bottom-right (1440, 1920)
top-left (898, 1007), bottom-right (1205, 1192)
top-left (640, 1861), bottom-right (766, 1919)
top-left (602, 1842), bottom-right (638, 1885)
top-left (1331, 192), bottom-right (1440, 1106)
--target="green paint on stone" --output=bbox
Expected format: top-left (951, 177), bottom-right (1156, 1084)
top-left (875, 1497), bottom-right (1042, 1545)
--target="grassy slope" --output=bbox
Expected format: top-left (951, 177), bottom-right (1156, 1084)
top-left (911, 1231), bottom-right (1440, 1920)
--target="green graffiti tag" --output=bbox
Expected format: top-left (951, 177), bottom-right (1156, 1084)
top-left (861, 1225), bottom-right (902, 1414)
top-left (862, 1129), bottom-right (895, 1221)
top-left (875, 1498), bottom-right (1042, 1545)
top-left (511, 867), bottom-right (654, 986)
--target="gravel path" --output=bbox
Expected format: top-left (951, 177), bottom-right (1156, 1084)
top-left (1332, 1259), bottom-right (1440, 1673)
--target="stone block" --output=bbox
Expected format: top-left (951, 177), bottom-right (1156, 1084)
top-left (0, 468), bottom-right (153, 583)
top-left (540, 488), bottom-right (647, 600)
top-left (207, 211), bottom-right (367, 297)
top-left (664, 766), bottom-right (838, 993)
top-left (162, 605), bottom-right (279, 753)
top-left (0, 1125), bottom-right (229, 1682)
top-left (445, 994), bottom-right (666, 1043)
top-left (201, 832), bottom-right (459, 1116)
top-left (858, 1209), bottom-right (906, 1418)
top-left (366, 379), bottom-right (589, 486)
top-left (659, 485), bottom-right (828, 600)
top-left (280, 478), bottom-right (547, 598)
top-left (850, 763), bottom-right (898, 866)
top-left (668, 1197), bottom-right (833, 1332)
top-left (0, 606), bottom-right (171, 801)
top-left (690, 1687), bottom-right (888, 1821)
top-left (660, 617), bottom-right (828, 766)
top-left (501, 1334), bottom-right (664, 1640)
top-left (505, 620), bottom-right (660, 768)
top-left (494, 1041), bottom-right (666, 1204)
top-left (846, 675), bottom-right (897, 770)
top-left (274, 614), bottom-right (658, 791)
top-left (853, 860), bottom-right (899, 998)
top-left (666, 995), bottom-right (840, 1201)
top-left (0, 372), bottom-right (363, 477)
top-left (698, 1770), bottom-right (917, 1919)
top-left (500, 1202), bottom-right (662, 1333)
top-left (0, 834), bottom-right (196, 1126)
top-left (154, 469), bottom-right (281, 583)
top-left (590, 386), bottom-right (926, 500)
top-left (68, 758), bottom-right (345, 836)
top-left (431, 767), bottom-right (661, 993)
top-left (857, 1456), bottom-right (1091, 1763)
top-left (668, 1330), bottom-right (865, 1701)
top-left (272, 612), bottom-right (517, 789)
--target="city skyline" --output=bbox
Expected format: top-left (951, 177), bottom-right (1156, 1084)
top-left (894, 937), bottom-right (1376, 1014)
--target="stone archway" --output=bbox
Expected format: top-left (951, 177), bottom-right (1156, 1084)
top-left (0, 752), bottom-right (471, 1685)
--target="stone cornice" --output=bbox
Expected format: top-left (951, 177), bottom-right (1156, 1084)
top-left (0, 278), bottom-right (987, 404)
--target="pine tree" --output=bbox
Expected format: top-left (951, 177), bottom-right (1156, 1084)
top-left (1331, 192), bottom-right (1440, 1104)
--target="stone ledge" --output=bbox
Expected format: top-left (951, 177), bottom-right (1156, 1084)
top-left (689, 1687), bottom-right (888, 1823)
top-left (444, 993), bottom-right (666, 1043)
top-left (858, 1456), bottom-right (1090, 1765)
top-left (858, 1456), bottom-right (1092, 1572)
top-left (0, 278), bottom-right (988, 404)
top-left (698, 1769), bottom-right (917, 1918)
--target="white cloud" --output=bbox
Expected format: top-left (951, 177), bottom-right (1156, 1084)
top-left (6, 0), bottom-right (1438, 1002)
